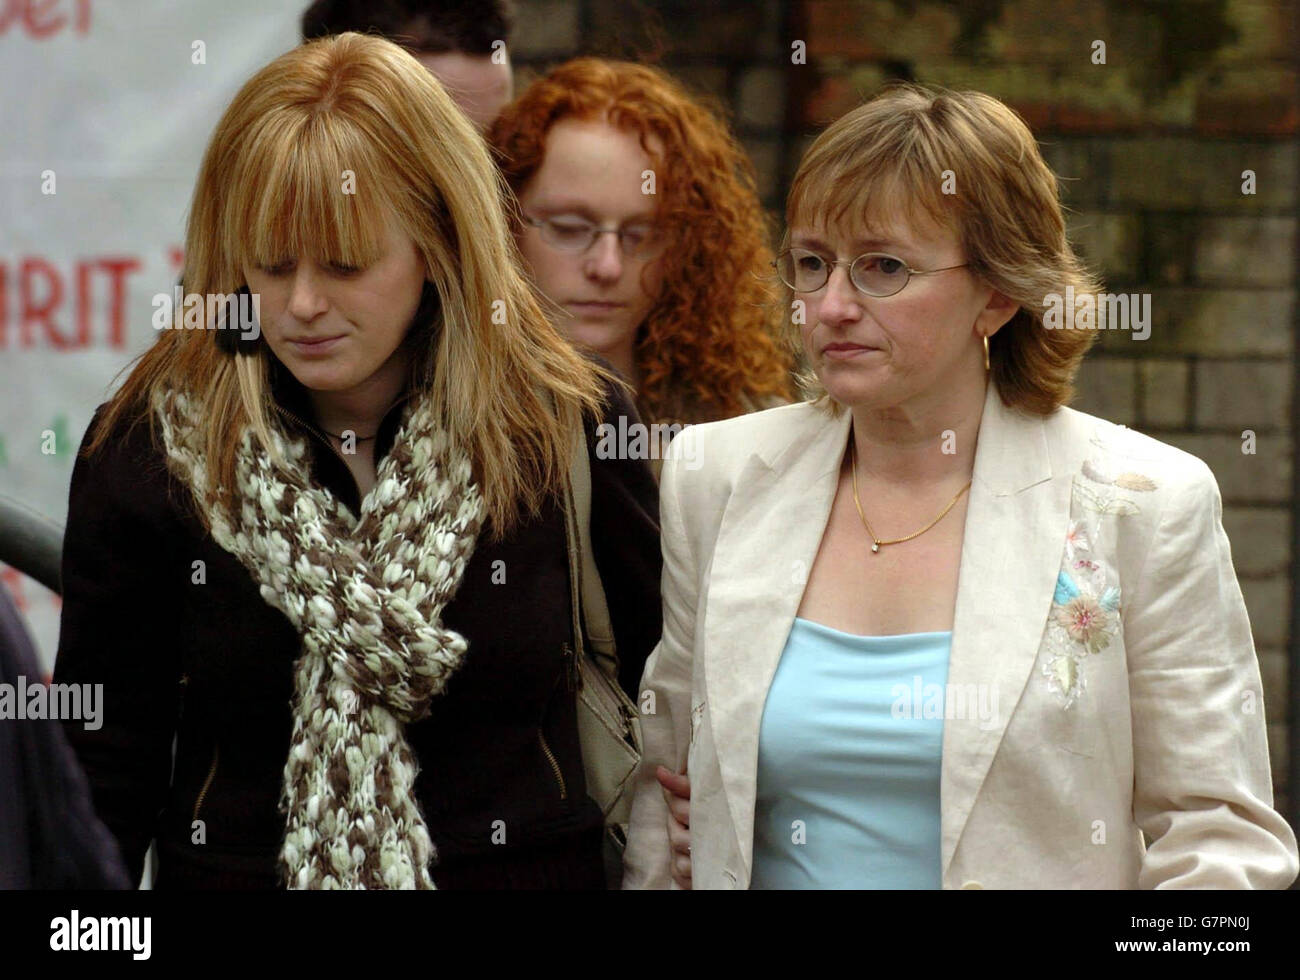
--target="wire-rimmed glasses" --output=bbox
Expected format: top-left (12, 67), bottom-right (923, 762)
top-left (774, 247), bottom-right (968, 297)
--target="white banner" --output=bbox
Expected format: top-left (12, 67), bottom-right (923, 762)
top-left (1, 0), bottom-right (307, 671)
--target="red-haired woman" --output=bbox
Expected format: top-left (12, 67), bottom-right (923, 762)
top-left (488, 58), bottom-right (793, 472)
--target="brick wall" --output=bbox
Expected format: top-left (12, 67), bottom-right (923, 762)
top-left (511, 1), bottom-right (799, 207)
top-left (509, 0), bottom-right (1298, 822)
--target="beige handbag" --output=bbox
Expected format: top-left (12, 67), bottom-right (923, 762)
top-left (560, 418), bottom-right (644, 888)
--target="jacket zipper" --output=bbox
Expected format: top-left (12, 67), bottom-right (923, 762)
top-left (193, 743), bottom-right (219, 824)
top-left (562, 640), bottom-right (581, 692)
top-left (539, 646), bottom-right (574, 800)
top-left (537, 728), bottom-right (567, 800)
top-left (271, 403), bottom-right (351, 467)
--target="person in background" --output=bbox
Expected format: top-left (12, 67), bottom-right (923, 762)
top-left (0, 580), bottom-right (129, 888)
top-left (489, 58), bottom-right (794, 470)
top-left (302, 0), bottom-right (515, 131)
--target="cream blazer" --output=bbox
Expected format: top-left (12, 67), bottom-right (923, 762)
top-left (622, 381), bottom-right (1299, 889)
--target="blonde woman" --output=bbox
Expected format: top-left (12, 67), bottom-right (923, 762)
top-left (623, 84), bottom-right (1298, 889)
top-left (54, 33), bottom-right (662, 889)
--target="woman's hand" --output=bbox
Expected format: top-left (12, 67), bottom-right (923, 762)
top-left (656, 765), bottom-right (692, 889)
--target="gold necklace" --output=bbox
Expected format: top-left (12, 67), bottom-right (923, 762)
top-left (849, 438), bottom-right (971, 554)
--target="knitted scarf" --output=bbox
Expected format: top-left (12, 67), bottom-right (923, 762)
top-left (153, 385), bottom-right (484, 889)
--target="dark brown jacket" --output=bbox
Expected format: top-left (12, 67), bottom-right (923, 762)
top-left (55, 366), bottom-right (661, 889)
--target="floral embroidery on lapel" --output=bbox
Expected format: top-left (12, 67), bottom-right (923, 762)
top-left (1053, 568), bottom-right (1121, 654)
top-left (1042, 422), bottom-right (1162, 708)
top-left (1115, 473), bottom-right (1157, 491)
top-left (1074, 453), bottom-right (1159, 517)
top-left (1042, 519), bottom-right (1124, 707)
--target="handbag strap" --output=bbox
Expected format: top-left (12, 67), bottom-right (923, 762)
top-left (561, 406), bottom-right (620, 683)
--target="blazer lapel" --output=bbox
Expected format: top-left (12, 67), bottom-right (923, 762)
top-left (702, 383), bottom-right (1071, 885)
top-left (702, 403), bottom-right (853, 878)
top-left (940, 381), bottom-right (1071, 879)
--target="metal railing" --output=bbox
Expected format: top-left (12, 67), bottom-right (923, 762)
top-left (0, 493), bottom-right (64, 595)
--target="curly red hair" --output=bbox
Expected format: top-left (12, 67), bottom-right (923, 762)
top-left (488, 57), bottom-right (793, 425)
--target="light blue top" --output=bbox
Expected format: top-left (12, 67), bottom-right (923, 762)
top-left (750, 617), bottom-right (952, 889)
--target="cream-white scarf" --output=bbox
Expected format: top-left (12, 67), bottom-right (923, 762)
top-left (154, 386), bottom-right (483, 888)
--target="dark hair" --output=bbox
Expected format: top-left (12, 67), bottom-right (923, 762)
top-left (300, 0), bottom-right (514, 55)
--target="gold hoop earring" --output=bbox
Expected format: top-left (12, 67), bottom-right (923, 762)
top-left (982, 333), bottom-right (990, 372)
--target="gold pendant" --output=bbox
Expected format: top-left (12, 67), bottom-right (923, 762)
top-left (871, 542), bottom-right (880, 553)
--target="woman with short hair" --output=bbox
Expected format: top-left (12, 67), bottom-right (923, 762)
top-left (623, 83), bottom-right (1298, 890)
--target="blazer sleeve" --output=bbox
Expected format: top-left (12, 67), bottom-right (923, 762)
top-left (1126, 460), bottom-right (1299, 888)
top-left (621, 436), bottom-right (697, 890)
top-left (54, 407), bottom-right (185, 886)
top-left (586, 377), bottom-right (663, 701)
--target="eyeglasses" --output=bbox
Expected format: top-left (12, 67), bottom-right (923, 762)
top-left (523, 214), bottom-right (664, 259)
top-left (774, 248), bottom-right (968, 297)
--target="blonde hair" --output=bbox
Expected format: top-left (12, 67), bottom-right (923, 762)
top-left (86, 32), bottom-right (614, 538)
top-left (784, 82), bottom-right (1102, 416)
